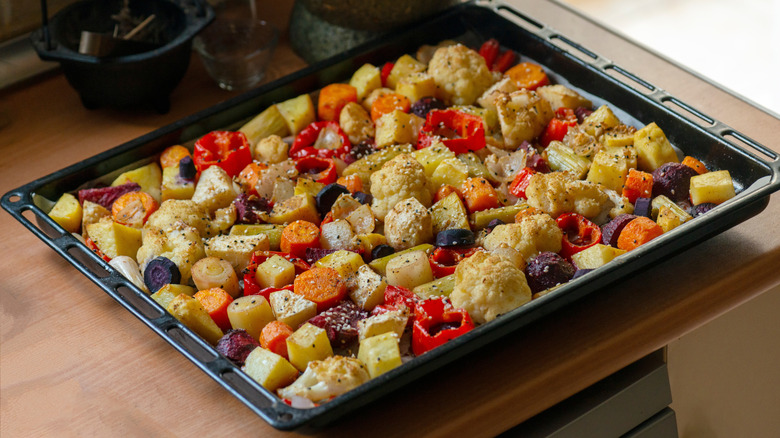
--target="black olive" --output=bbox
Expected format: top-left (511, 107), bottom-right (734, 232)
top-left (178, 156), bottom-right (197, 180)
top-left (486, 218), bottom-right (505, 231)
top-left (692, 202), bottom-right (717, 217)
top-left (316, 183), bottom-right (350, 216)
top-left (371, 244), bottom-right (395, 260)
top-left (143, 256), bottom-right (181, 293)
top-left (352, 191), bottom-right (373, 205)
top-left (435, 228), bottom-right (475, 247)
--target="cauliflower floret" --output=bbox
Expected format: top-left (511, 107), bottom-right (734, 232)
top-left (191, 165), bottom-right (238, 213)
top-left (482, 212), bottom-right (562, 262)
top-left (145, 199), bottom-right (211, 237)
top-left (495, 90), bottom-right (554, 148)
top-left (525, 171), bottom-right (610, 219)
top-left (476, 76), bottom-right (517, 112)
top-left (383, 197), bottom-right (433, 250)
top-left (428, 44), bottom-right (495, 106)
top-left (450, 251), bottom-right (531, 324)
top-left (535, 84), bottom-right (592, 111)
top-left (277, 355), bottom-right (370, 403)
top-left (137, 222), bottom-right (205, 284)
top-left (370, 153), bottom-right (432, 221)
top-left (339, 102), bottom-right (375, 145)
top-left (253, 134), bottom-right (288, 164)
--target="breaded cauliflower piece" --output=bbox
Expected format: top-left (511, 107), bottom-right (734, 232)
top-left (495, 90), bottom-right (554, 148)
top-left (137, 222), bottom-right (206, 284)
top-left (535, 84), bottom-right (592, 111)
top-left (370, 153), bottom-right (432, 221)
top-left (339, 102), bottom-right (375, 145)
top-left (253, 134), bottom-right (288, 164)
top-left (525, 171), bottom-right (610, 219)
top-left (383, 197), bottom-right (433, 250)
top-left (277, 355), bottom-right (370, 403)
top-left (450, 251), bottom-right (532, 324)
top-left (145, 199), bottom-right (211, 237)
top-left (428, 44), bottom-right (495, 106)
top-left (476, 76), bottom-right (517, 112)
top-left (191, 165), bottom-right (238, 213)
top-left (482, 212), bottom-right (562, 262)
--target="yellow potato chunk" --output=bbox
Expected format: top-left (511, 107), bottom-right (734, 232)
top-left (255, 255), bottom-right (296, 288)
top-left (634, 122), bottom-right (679, 171)
top-left (570, 244), bottom-right (626, 270)
top-left (314, 250), bottom-right (365, 280)
top-left (431, 157), bottom-right (469, 191)
top-left (242, 347), bottom-right (299, 391)
top-left (689, 170), bottom-right (736, 205)
top-left (48, 193), bottom-right (82, 233)
top-left (395, 72), bottom-right (437, 104)
top-left (286, 323), bottom-right (334, 372)
top-left (358, 332), bottom-right (403, 378)
top-left (151, 284), bottom-right (196, 309)
top-left (227, 295), bottom-right (276, 340)
top-left (268, 194), bottom-right (320, 225)
top-left (85, 219), bottom-right (142, 259)
top-left (375, 110), bottom-right (422, 148)
top-left (111, 162), bottom-right (163, 203)
top-left (276, 94), bottom-right (316, 135)
top-left (349, 63), bottom-right (382, 101)
top-left (269, 289), bottom-right (317, 330)
top-left (385, 250), bottom-right (434, 290)
top-left (167, 294), bottom-right (223, 345)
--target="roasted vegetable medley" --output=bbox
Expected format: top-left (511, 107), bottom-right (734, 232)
top-left (48, 38), bottom-right (737, 407)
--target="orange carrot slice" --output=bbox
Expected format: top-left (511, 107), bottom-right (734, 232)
top-left (235, 162), bottom-right (268, 196)
top-left (293, 267), bottom-right (346, 312)
top-left (260, 320), bottom-right (294, 359)
top-left (318, 83), bottom-right (358, 122)
top-left (280, 220), bottom-right (320, 259)
top-left (622, 168), bottom-right (654, 204)
top-left (682, 156), bottom-right (708, 175)
top-left (370, 93), bottom-right (411, 122)
top-left (336, 174), bottom-right (364, 194)
top-left (111, 191), bottom-right (159, 227)
top-left (506, 62), bottom-right (550, 90)
top-left (160, 145), bottom-right (192, 169)
top-left (617, 217), bottom-right (664, 251)
top-left (460, 177), bottom-right (500, 213)
top-left (194, 287), bottom-right (234, 332)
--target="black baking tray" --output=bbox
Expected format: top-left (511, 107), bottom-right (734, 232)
top-left (3, 1), bottom-right (779, 431)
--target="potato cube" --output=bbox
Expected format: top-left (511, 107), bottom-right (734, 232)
top-left (161, 165), bottom-right (195, 201)
top-left (330, 193), bottom-right (362, 220)
top-left (586, 149), bottom-right (630, 192)
top-left (601, 125), bottom-right (637, 148)
top-left (431, 157), bottom-right (469, 191)
top-left (111, 162), bottom-right (163, 203)
top-left (357, 332), bottom-right (402, 378)
top-left (581, 105), bottom-right (621, 137)
top-left (49, 193), bottom-right (82, 233)
top-left (346, 204), bottom-right (375, 235)
top-left (286, 323), bottom-right (334, 371)
top-left (239, 104), bottom-right (289, 146)
top-left (386, 250), bottom-right (434, 290)
top-left (411, 142), bottom-right (456, 177)
top-left (255, 255), bottom-right (296, 288)
top-left (205, 234), bottom-right (269, 274)
top-left (227, 295), bottom-right (276, 339)
top-left (355, 233), bottom-right (387, 256)
top-left (268, 194), bottom-right (320, 225)
top-left (167, 294), bottom-right (223, 345)
top-left (395, 72), bottom-right (437, 104)
top-left (689, 170), bottom-right (736, 205)
top-left (375, 110), bottom-right (422, 148)
top-left (349, 63), bottom-right (382, 101)
top-left (191, 165), bottom-right (237, 213)
top-left (357, 308), bottom-right (409, 341)
top-left (151, 284), bottom-right (196, 309)
top-left (314, 249), bottom-right (365, 280)
top-left (348, 264), bottom-right (388, 311)
top-left (276, 94), bottom-right (316, 135)
top-left (269, 289), bottom-right (317, 330)
top-left (293, 178), bottom-right (324, 198)
top-left (85, 219), bottom-right (143, 259)
top-left (229, 224), bottom-right (283, 251)
top-left (634, 122), bottom-right (679, 171)
top-left (242, 347), bottom-right (299, 391)
top-left (571, 244), bottom-right (626, 270)
top-left (430, 192), bottom-right (470, 234)
top-left (657, 206), bottom-right (684, 233)
top-left (368, 243), bottom-right (433, 276)
top-left (385, 54), bottom-right (426, 89)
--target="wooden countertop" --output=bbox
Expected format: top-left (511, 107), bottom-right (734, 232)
top-left (1, 1), bottom-right (778, 436)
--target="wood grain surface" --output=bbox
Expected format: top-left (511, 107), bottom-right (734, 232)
top-left (1, 1), bottom-right (778, 436)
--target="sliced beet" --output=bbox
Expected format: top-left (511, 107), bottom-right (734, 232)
top-left (144, 256), bottom-right (181, 292)
top-left (78, 182), bottom-right (141, 209)
top-left (304, 247), bottom-right (339, 265)
top-left (307, 300), bottom-right (369, 349)
top-left (216, 329), bottom-right (260, 366)
top-left (435, 228), bottom-right (475, 247)
top-left (634, 197), bottom-right (652, 218)
top-left (692, 202), bottom-right (717, 217)
top-left (316, 183), bottom-right (350, 216)
top-left (601, 214), bottom-right (637, 247)
top-left (410, 96), bottom-right (446, 118)
top-left (234, 194), bottom-right (273, 224)
top-left (652, 162), bottom-right (697, 202)
top-left (525, 252), bottom-right (575, 294)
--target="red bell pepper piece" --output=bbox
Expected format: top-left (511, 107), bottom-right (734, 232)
top-left (491, 49), bottom-right (516, 73)
top-left (193, 130), bottom-right (252, 178)
top-left (539, 107), bottom-right (578, 148)
top-left (243, 251), bottom-right (310, 297)
top-left (295, 156), bottom-right (338, 185)
top-left (412, 297), bottom-right (474, 356)
top-left (417, 109), bottom-right (486, 154)
top-left (380, 62), bottom-right (394, 87)
top-left (289, 121), bottom-right (352, 160)
top-left (371, 285), bottom-right (418, 318)
top-left (85, 237), bottom-right (111, 262)
top-left (428, 247), bottom-right (478, 278)
top-left (478, 39), bottom-right (500, 69)
top-left (556, 213), bottom-right (602, 259)
top-left (508, 167), bottom-right (537, 199)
